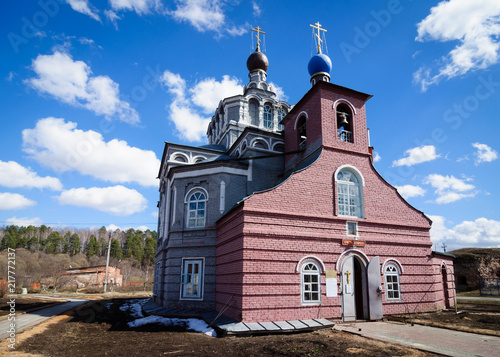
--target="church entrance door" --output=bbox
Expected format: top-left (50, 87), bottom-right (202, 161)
top-left (341, 255), bottom-right (368, 322)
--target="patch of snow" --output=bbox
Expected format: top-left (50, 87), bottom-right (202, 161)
top-left (119, 299), bottom-right (146, 318)
top-left (128, 315), bottom-right (217, 337)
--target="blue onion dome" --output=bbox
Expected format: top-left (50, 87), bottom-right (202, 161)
top-left (308, 53), bottom-right (332, 77)
top-left (247, 47), bottom-right (269, 72)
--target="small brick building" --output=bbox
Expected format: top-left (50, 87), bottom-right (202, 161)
top-left (62, 266), bottom-right (123, 288)
top-left (154, 35), bottom-right (455, 323)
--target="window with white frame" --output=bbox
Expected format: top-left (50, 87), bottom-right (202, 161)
top-left (181, 259), bottom-right (203, 299)
top-left (384, 264), bottom-right (401, 300)
top-left (187, 191), bottom-right (207, 228)
top-left (337, 169), bottom-right (362, 217)
top-left (263, 105), bottom-right (273, 128)
top-left (301, 262), bottom-right (321, 303)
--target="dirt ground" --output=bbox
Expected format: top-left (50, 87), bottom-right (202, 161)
top-left (388, 302), bottom-right (500, 336)
top-left (2, 297), bottom-right (499, 357)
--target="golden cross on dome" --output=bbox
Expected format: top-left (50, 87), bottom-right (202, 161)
top-left (251, 26), bottom-right (266, 50)
top-left (310, 21), bottom-right (327, 53)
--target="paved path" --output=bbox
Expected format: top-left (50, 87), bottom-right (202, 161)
top-left (335, 321), bottom-right (500, 357)
top-left (0, 298), bottom-right (89, 339)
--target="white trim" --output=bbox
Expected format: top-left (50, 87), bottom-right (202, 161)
top-left (184, 187), bottom-right (209, 203)
top-left (333, 99), bottom-right (357, 115)
top-left (220, 181), bottom-right (226, 214)
top-left (384, 262), bottom-right (402, 301)
top-left (296, 255), bottom-right (326, 273)
top-left (179, 257), bottom-right (205, 301)
top-left (294, 111), bottom-right (308, 130)
top-left (335, 249), bottom-right (369, 271)
top-left (300, 260), bottom-right (322, 305)
top-left (334, 165), bottom-right (366, 186)
top-left (250, 137), bottom-right (270, 149)
top-left (170, 152), bottom-right (189, 163)
top-left (272, 141), bottom-right (285, 152)
top-left (440, 261), bottom-right (448, 270)
top-left (192, 155), bottom-right (207, 164)
top-left (170, 186), bottom-right (176, 228)
top-left (172, 167), bottom-right (249, 181)
top-left (381, 258), bottom-right (404, 274)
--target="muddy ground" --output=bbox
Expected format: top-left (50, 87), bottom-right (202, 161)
top-left (388, 301), bottom-right (500, 336)
top-left (2, 297), bottom-right (499, 357)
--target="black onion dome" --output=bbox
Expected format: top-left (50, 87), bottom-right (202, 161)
top-left (246, 48), bottom-right (269, 72)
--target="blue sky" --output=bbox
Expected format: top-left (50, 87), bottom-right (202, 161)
top-left (1, 0), bottom-right (499, 251)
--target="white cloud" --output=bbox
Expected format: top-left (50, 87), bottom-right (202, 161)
top-left (472, 142), bottom-right (498, 165)
top-left (395, 185), bottom-right (426, 199)
top-left (392, 145), bottom-right (440, 167)
top-left (252, 1), bottom-right (261, 17)
top-left (27, 51), bottom-right (139, 124)
top-left (160, 71), bottom-right (243, 142)
top-left (429, 215), bottom-right (500, 249)
top-left (0, 193), bottom-right (36, 210)
top-left (109, 0), bottom-right (158, 15)
top-left (106, 223), bottom-right (150, 232)
top-left (414, 0), bottom-right (500, 91)
top-left (22, 117), bottom-right (159, 187)
top-left (5, 216), bottom-right (43, 226)
top-left (0, 160), bottom-right (62, 191)
top-left (190, 76), bottom-right (243, 114)
top-left (66, 0), bottom-right (101, 21)
top-left (423, 174), bottom-right (477, 204)
top-left (269, 82), bottom-right (288, 102)
top-left (373, 152), bottom-right (381, 162)
top-left (57, 185), bottom-right (147, 216)
top-left (169, 0), bottom-right (225, 32)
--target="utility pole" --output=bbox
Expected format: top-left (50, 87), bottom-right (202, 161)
top-left (104, 232), bottom-right (111, 293)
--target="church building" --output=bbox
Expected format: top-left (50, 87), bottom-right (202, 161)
top-left (153, 25), bottom-right (455, 324)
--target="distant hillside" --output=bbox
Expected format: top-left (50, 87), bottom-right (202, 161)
top-left (450, 248), bottom-right (500, 258)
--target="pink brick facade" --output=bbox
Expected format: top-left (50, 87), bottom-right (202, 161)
top-left (215, 81), bottom-right (455, 322)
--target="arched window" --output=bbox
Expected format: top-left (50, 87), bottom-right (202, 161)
top-left (249, 100), bottom-right (259, 126)
top-left (336, 103), bottom-right (353, 143)
top-left (277, 108), bottom-right (286, 131)
top-left (337, 169), bottom-right (363, 217)
top-left (297, 116), bottom-right (307, 150)
top-left (384, 264), bottom-right (401, 301)
top-left (301, 261), bottom-right (321, 303)
top-left (263, 105), bottom-right (273, 128)
top-left (187, 191), bottom-right (207, 228)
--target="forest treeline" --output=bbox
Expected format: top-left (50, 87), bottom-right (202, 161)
top-left (0, 225), bottom-right (157, 267)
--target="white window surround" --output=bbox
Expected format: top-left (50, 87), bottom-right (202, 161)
top-left (381, 258), bottom-right (404, 274)
top-left (336, 168), bottom-right (364, 218)
top-left (334, 165), bottom-right (366, 186)
top-left (293, 111), bottom-right (308, 130)
top-left (180, 258), bottom-right (205, 300)
top-left (185, 188), bottom-right (208, 228)
top-left (333, 99), bottom-right (357, 115)
top-left (301, 261), bottom-right (321, 304)
top-left (263, 105), bottom-right (273, 128)
top-left (384, 263), bottom-right (401, 301)
top-left (295, 255), bottom-right (326, 273)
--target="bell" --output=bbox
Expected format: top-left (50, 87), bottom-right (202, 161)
top-left (338, 112), bottom-right (349, 125)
